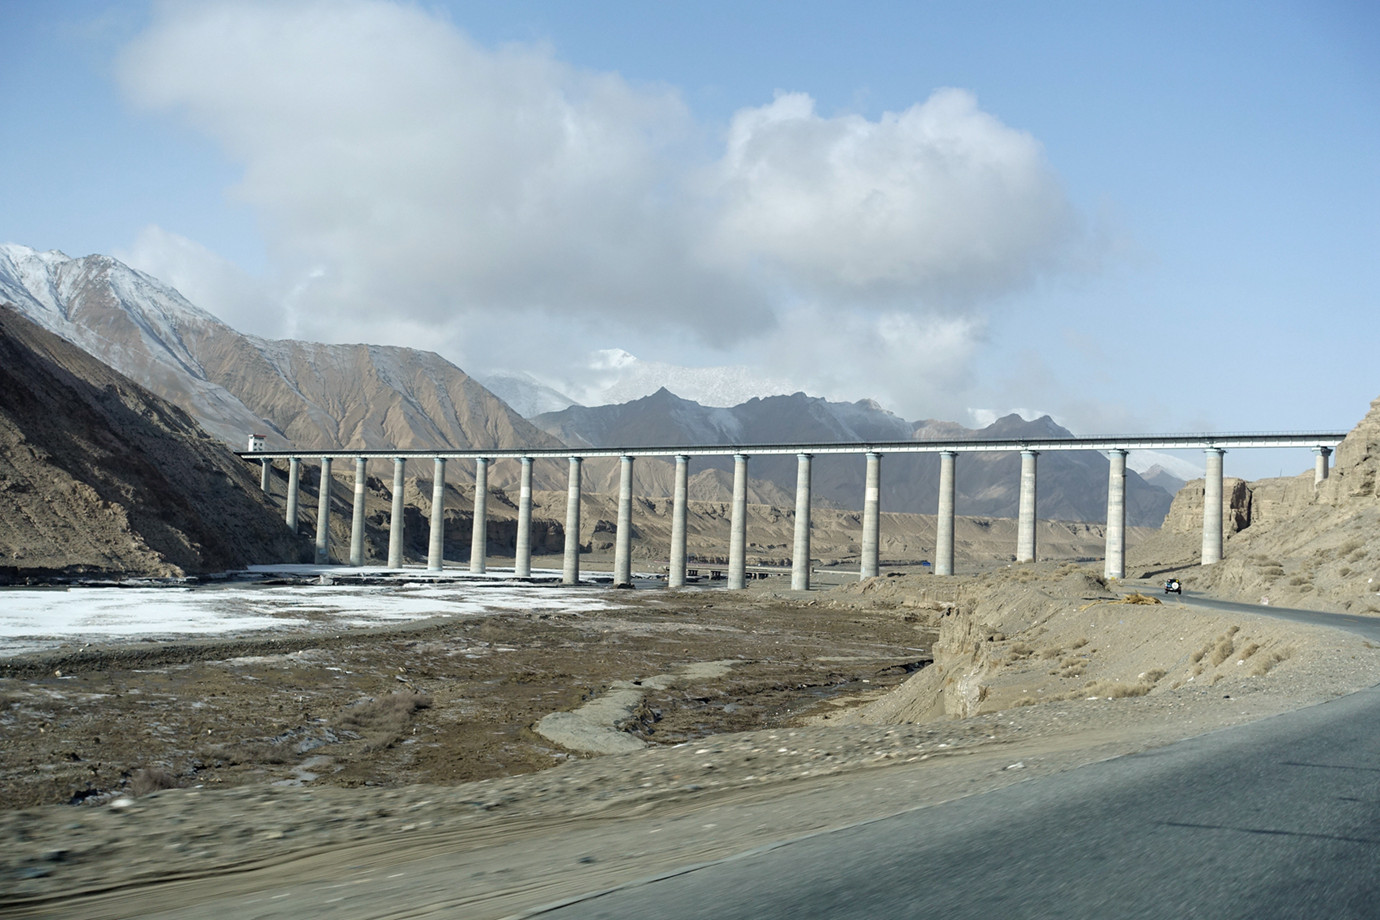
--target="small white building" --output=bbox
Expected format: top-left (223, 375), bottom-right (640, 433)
top-left (247, 433), bottom-right (267, 452)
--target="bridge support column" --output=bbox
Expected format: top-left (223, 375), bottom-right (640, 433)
top-left (315, 457), bottom-right (333, 565)
top-left (427, 457), bottom-right (446, 572)
top-left (860, 452), bottom-right (881, 580)
top-left (470, 457), bottom-right (489, 574)
top-left (1202, 447), bottom-right (1224, 565)
top-left (614, 455), bottom-right (634, 587)
top-left (728, 454), bottom-right (749, 589)
top-left (669, 455), bottom-right (690, 588)
top-left (563, 457), bottom-right (582, 585)
top-left (936, 451), bottom-right (956, 576)
top-left (1314, 446), bottom-right (1332, 484)
top-left (286, 457), bottom-right (301, 533)
top-left (515, 457), bottom-right (533, 578)
top-left (1104, 449), bottom-right (1127, 580)
top-left (792, 453), bottom-right (813, 590)
top-left (260, 458), bottom-right (272, 494)
top-left (388, 458), bottom-right (406, 568)
top-left (349, 457), bottom-right (368, 566)
top-left (1017, 450), bottom-right (1038, 563)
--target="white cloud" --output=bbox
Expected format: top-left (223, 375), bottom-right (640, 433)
top-left (115, 0), bottom-right (1089, 414)
top-left (707, 89), bottom-right (1078, 307)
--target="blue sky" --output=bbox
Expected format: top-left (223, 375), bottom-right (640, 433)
top-left (2, 0), bottom-right (1376, 479)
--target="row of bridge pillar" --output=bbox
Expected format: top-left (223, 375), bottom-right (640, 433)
top-left (265, 445), bottom-right (1334, 587)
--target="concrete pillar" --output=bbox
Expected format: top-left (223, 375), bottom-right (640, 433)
top-left (285, 457), bottom-right (301, 533)
top-left (792, 453), bottom-right (813, 590)
top-left (1202, 447), bottom-right (1225, 565)
top-left (427, 457), bottom-right (447, 572)
top-left (1314, 446), bottom-right (1332, 484)
top-left (614, 455), bottom-right (635, 587)
top-left (936, 451), bottom-right (956, 576)
top-left (260, 458), bottom-right (272, 493)
top-left (515, 457), bottom-right (533, 578)
top-left (859, 452), bottom-right (882, 580)
top-left (470, 457), bottom-right (489, 574)
top-left (1016, 450), bottom-right (1038, 564)
top-left (728, 454), bottom-right (749, 590)
top-left (563, 457), bottom-right (582, 585)
top-left (668, 455), bottom-right (690, 588)
top-left (387, 457), bottom-right (406, 568)
top-left (314, 457), bottom-right (333, 565)
top-left (349, 457), bottom-right (368, 566)
top-left (1104, 449), bottom-right (1128, 580)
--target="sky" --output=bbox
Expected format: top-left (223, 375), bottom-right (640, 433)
top-left (2, 0), bottom-right (1376, 480)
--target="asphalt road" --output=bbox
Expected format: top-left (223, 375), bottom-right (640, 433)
top-left (535, 599), bottom-right (1380, 920)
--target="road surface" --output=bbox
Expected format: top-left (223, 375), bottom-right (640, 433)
top-left (533, 598), bottom-right (1380, 919)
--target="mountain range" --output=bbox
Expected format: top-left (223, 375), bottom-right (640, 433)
top-left (1, 243), bottom-right (1176, 524)
top-left (0, 244), bottom-right (559, 465)
top-left (532, 388), bottom-right (1174, 526)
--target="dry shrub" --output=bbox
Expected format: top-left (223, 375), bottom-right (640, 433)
top-left (1008, 642), bottom-right (1035, 659)
top-left (339, 690), bottom-right (433, 734)
top-left (1039, 646), bottom-right (1062, 660)
top-left (1119, 593), bottom-right (1161, 606)
top-left (1338, 538), bottom-right (1363, 556)
top-left (1238, 643), bottom-right (1260, 661)
top-left (1288, 576), bottom-right (1309, 586)
top-left (1210, 636), bottom-right (1236, 666)
top-left (1070, 637), bottom-right (1089, 650)
top-left (337, 690), bottom-right (434, 752)
top-left (129, 766), bottom-right (181, 797)
top-left (1055, 657), bottom-right (1087, 678)
top-left (1251, 648), bottom-right (1293, 677)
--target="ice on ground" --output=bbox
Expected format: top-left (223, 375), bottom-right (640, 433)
top-left (0, 567), bottom-right (618, 656)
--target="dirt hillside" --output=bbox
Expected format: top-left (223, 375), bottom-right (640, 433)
top-left (0, 305), bottom-right (301, 579)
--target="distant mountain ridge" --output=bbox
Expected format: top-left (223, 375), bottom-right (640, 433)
top-left (0, 244), bottom-right (561, 474)
top-left (534, 389), bottom-right (1174, 525)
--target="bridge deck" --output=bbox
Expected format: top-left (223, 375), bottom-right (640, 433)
top-left (237, 432), bottom-right (1346, 461)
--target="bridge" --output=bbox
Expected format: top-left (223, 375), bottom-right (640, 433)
top-left (237, 432), bottom-right (1345, 589)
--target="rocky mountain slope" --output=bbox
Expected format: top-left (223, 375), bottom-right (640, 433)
top-left (1132, 394), bottom-right (1380, 613)
top-left (0, 305), bottom-right (300, 578)
top-left (0, 245), bottom-right (559, 474)
top-left (534, 389), bottom-right (1174, 525)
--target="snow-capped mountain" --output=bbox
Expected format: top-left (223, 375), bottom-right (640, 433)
top-left (0, 244), bottom-right (559, 467)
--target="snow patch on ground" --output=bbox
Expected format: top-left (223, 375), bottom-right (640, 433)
top-left (0, 565), bottom-right (618, 656)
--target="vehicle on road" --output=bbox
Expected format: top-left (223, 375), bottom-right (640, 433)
top-left (1164, 578), bottom-right (1182, 595)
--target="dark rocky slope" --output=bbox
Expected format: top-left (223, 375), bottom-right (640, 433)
top-left (0, 305), bottom-right (301, 578)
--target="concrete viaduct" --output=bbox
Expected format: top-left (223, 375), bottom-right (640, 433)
top-left (238, 433), bottom-right (1344, 589)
